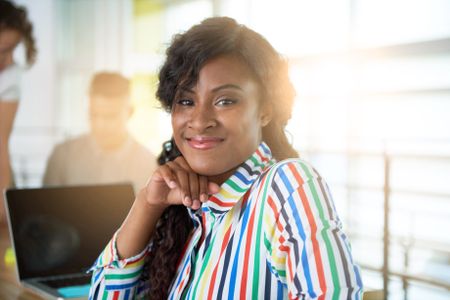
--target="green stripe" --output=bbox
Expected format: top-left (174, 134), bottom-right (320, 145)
top-left (263, 234), bottom-right (272, 255)
top-left (102, 289), bottom-right (108, 300)
top-left (105, 269), bottom-right (142, 280)
top-left (299, 161), bottom-right (314, 181)
top-left (272, 266), bottom-right (286, 278)
top-left (300, 162), bottom-right (341, 299)
top-left (251, 166), bottom-right (277, 296)
top-left (250, 155), bottom-right (265, 169)
top-left (226, 179), bottom-right (247, 193)
top-left (190, 228), bottom-right (217, 297)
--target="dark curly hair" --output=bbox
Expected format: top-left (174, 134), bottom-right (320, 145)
top-left (148, 17), bottom-right (299, 298)
top-left (0, 0), bottom-right (37, 66)
top-left (146, 139), bottom-right (191, 299)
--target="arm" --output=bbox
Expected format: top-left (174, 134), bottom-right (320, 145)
top-left (0, 101), bottom-right (18, 223)
top-left (89, 156), bottom-right (220, 299)
top-left (265, 161), bottom-right (363, 299)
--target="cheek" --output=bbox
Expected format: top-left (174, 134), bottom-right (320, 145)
top-left (171, 112), bottom-right (188, 133)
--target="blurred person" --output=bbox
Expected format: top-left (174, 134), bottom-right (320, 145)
top-left (0, 0), bottom-right (37, 223)
top-left (43, 72), bottom-right (156, 192)
top-left (89, 17), bottom-right (363, 299)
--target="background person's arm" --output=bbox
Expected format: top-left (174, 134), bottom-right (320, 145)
top-left (0, 101), bottom-right (18, 223)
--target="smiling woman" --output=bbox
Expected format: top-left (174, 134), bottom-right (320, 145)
top-left (88, 17), bottom-right (363, 300)
top-left (171, 55), bottom-right (271, 184)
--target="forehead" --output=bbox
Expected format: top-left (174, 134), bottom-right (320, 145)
top-left (194, 55), bottom-right (258, 90)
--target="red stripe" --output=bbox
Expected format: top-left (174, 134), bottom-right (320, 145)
top-left (267, 195), bottom-right (280, 221)
top-left (288, 164), bottom-right (327, 295)
top-left (210, 195), bottom-right (236, 207)
top-left (112, 291), bottom-right (119, 300)
top-left (175, 231), bottom-right (194, 269)
top-left (286, 247), bottom-right (295, 286)
top-left (255, 148), bottom-right (269, 163)
top-left (207, 221), bottom-right (233, 299)
top-left (279, 243), bottom-right (290, 253)
top-left (177, 265), bottom-right (190, 294)
top-left (238, 176), bottom-right (267, 298)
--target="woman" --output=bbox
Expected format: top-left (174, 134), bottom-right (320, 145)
top-left (89, 17), bottom-right (363, 299)
top-left (0, 0), bottom-right (36, 223)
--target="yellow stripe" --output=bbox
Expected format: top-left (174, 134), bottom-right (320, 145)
top-left (218, 188), bottom-right (240, 202)
top-left (197, 209), bottom-right (234, 298)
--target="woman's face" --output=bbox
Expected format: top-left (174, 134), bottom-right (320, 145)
top-left (0, 29), bottom-right (21, 71)
top-left (171, 55), bottom-right (271, 185)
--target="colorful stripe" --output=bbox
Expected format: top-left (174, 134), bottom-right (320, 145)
top-left (88, 142), bottom-right (363, 299)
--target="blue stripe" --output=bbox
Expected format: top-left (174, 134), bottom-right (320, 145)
top-left (354, 266), bottom-right (363, 299)
top-left (234, 170), bottom-right (253, 185)
top-left (227, 197), bottom-right (252, 299)
top-left (93, 268), bottom-right (103, 286)
top-left (278, 166), bottom-right (316, 298)
top-left (277, 279), bottom-right (284, 299)
top-left (169, 249), bottom-right (192, 298)
top-left (105, 280), bottom-right (140, 290)
top-left (124, 288), bottom-right (130, 300)
top-left (260, 142), bottom-right (271, 156)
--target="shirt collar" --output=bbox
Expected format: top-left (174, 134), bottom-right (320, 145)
top-left (199, 142), bottom-right (275, 216)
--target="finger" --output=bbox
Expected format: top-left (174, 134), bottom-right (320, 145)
top-left (171, 166), bottom-right (191, 206)
top-left (155, 165), bottom-right (177, 189)
top-left (188, 171), bottom-right (200, 203)
top-left (208, 181), bottom-right (221, 195)
top-left (191, 199), bottom-right (201, 210)
top-left (199, 176), bottom-right (208, 202)
top-left (174, 156), bottom-right (191, 171)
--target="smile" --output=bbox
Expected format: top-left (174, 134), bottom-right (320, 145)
top-left (186, 136), bottom-right (224, 150)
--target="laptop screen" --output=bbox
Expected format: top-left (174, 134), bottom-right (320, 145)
top-left (5, 184), bottom-right (134, 280)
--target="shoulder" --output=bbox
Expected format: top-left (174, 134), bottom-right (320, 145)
top-left (264, 158), bottom-right (322, 191)
top-left (128, 137), bottom-right (157, 161)
top-left (51, 134), bottom-right (90, 154)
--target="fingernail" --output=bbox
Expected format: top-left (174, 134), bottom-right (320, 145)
top-left (184, 196), bottom-right (192, 206)
top-left (200, 193), bottom-right (207, 202)
top-left (169, 181), bottom-right (177, 188)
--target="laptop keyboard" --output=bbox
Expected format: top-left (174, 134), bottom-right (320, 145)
top-left (41, 273), bottom-right (91, 288)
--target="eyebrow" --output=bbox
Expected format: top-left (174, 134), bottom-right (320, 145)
top-left (212, 84), bottom-right (244, 93)
top-left (179, 84), bottom-right (244, 94)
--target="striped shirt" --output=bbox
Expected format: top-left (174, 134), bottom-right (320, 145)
top-left (89, 142), bottom-right (363, 299)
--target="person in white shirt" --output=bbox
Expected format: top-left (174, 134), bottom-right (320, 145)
top-left (43, 72), bottom-right (157, 193)
top-left (0, 0), bottom-right (37, 223)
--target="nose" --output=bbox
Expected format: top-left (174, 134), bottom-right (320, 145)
top-left (187, 104), bottom-right (217, 131)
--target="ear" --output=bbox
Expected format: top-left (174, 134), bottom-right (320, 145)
top-left (260, 103), bottom-right (273, 127)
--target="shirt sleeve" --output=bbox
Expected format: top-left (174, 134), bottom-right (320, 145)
top-left (264, 160), bottom-right (363, 300)
top-left (88, 231), bottom-right (150, 300)
top-left (0, 64), bottom-right (22, 102)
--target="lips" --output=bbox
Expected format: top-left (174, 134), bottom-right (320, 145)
top-left (186, 136), bottom-right (224, 150)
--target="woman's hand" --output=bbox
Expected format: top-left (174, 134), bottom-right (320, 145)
top-left (144, 156), bottom-right (220, 210)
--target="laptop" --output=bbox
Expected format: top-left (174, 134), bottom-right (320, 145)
top-left (4, 183), bottom-right (135, 300)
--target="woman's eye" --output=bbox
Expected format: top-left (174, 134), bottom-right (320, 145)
top-left (216, 98), bottom-right (236, 106)
top-left (176, 99), bottom-right (194, 106)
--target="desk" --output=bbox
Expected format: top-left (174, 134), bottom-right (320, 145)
top-left (0, 226), bottom-right (44, 300)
